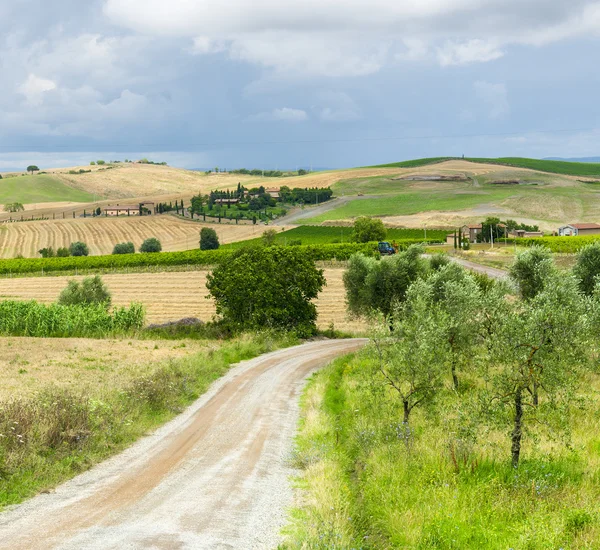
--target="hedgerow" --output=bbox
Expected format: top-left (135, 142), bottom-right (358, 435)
top-left (504, 235), bottom-right (600, 253)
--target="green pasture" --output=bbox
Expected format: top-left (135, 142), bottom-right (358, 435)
top-left (0, 174), bottom-right (95, 204)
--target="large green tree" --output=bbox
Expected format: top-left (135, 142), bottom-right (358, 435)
top-left (200, 227), bottom-right (220, 250)
top-left (26, 165), bottom-right (39, 175)
top-left (206, 247), bottom-right (325, 335)
top-left (509, 245), bottom-right (555, 300)
top-left (573, 241), bottom-right (600, 295)
top-left (352, 216), bottom-right (387, 243)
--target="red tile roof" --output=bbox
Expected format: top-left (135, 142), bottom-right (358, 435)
top-left (570, 223), bottom-right (600, 229)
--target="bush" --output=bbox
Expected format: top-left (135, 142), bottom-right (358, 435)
top-left (112, 242), bottom-right (135, 255)
top-left (199, 228), bottom-right (219, 251)
top-left (38, 247), bottom-right (55, 258)
top-left (140, 238), bottom-right (162, 253)
top-left (352, 217), bottom-right (387, 243)
top-left (573, 241), bottom-right (600, 295)
top-left (56, 247), bottom-right (70, 257)
top-left (58, 275), bottom-right (112, 308)
top-left (262, 229), bottom-right (278, 246)
top-left (70, 241), bottom-right (89, 257)
top-left (509, 245), bottom-right (555, 300)
top-left (206, 247), bottom-right (325, 335)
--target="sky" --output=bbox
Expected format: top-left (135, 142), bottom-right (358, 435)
top-left (1, 0), bottom-right (600, 171)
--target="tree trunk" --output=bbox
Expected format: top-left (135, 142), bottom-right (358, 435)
top-left (532, 380), bottom-right (539, 407)
top-left (403, 400), bottom-right (410, 424)
top-left (451, 360), bottom-right (459, 391)
top-left (511, 388), bottom-right (523, 468)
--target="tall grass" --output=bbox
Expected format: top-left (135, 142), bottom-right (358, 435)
top-left (283, 351), bottom-right (600, 549)
top-left (0, 301), bottom-right (145, 337)
top-left (0, 332), bottom-right (298, 507)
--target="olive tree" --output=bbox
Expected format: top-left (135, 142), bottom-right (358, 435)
top-left (206, 247), bottom-right (325, 335)
top-left (343, 245), bottom-right (427, 325)
top-left (112, 242), bottom-right (135, 254)
top-left (372, 279), bottom-right (449, 426)
top-left (483, 273), bottom-right (588, 467)
top-left (200, 227), bottom-right (219, 250)
top-left (509, 245), bottom-right (555, 300)
top-left (140, 238), bottom-right (162, 253)
top-left (69, 241), bottom-right (89, 256)
top-left (58, 275), bottom-right (111, 309)
top-left (573, 241), bottom-right (600, 295)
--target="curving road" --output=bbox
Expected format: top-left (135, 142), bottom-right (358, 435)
top-left (0, 339), bottom-right (367, 550)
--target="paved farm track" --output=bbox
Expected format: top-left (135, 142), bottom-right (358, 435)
top-left (0, 339), bottom-right (367, 550)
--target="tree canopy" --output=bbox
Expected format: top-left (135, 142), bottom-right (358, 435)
top-left (352, 216), bottom-right (387, 243)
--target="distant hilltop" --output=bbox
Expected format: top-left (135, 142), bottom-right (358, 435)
top-left (544, 156), bottom-right (600, 163)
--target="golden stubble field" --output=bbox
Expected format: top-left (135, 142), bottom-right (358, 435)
top-left (0, 337), bottom-right (212, 399)
top-left (0, 216), bottom-right (276, 258)
top-left (0, 268), bottom-right (365, 333)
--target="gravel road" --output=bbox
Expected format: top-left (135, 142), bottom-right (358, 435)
top-left (449, 256), bottom-right (508, 280)
top-left (0, 339), bottom-right (367, 550)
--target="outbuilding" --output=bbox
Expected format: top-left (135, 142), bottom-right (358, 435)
top-left (558, 223), bottom-right (600, 236)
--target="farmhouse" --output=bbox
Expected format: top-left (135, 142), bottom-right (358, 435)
top-left (215, 198), bottom-right (240, 205)
top-left (104, 205), bottom-right (140, 216)
top-left (558, 223), bottom-right (600, 236)
top-left (461, 224), bottom-right (483, 243)
top-left (265, 188), bottom-right (280, 198)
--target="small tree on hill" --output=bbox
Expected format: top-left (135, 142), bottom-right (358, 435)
top-left (140, 237), bottom-right (162, 253)
top-left (56, 247), bottom-right (70, 257)
top-left (4, 203), bottom-right (24, 213)
top-left (69, 241), bottom-right (89, 256)
top-left (26, 165), bottom-right (39, 175)
top-left (112, 242), bottom-right (135, 254)
top-left (58, 275), bottom-right (111, 309)
top-left (206, 247), bottom-right (325, 335)
top-left (38, 247), bottom-right (55, 258)
top-left (200, 227), bottom-right (219, 250)
top-left (352, 216), bottom-right (387, 243)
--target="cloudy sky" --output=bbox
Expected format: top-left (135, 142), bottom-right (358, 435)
top-left (1, 0), bottom-right (600, 170)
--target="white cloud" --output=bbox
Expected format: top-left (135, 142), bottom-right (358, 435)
top-left (437, 39), bottom-right (503, 66)
top-left (18, 74), bottom-right (56, 105)
top-left (474, 81), bottom-right (510, 119)
top-left (104, 0), bottom-right (600, 74)
top-left (249, 107), bottom-right (308, 122)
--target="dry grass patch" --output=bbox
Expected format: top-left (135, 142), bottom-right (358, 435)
top-left (0, 337), bottom-right (210, 398)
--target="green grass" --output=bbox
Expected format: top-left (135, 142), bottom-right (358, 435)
top-left (283, 350), bottom-right (600, 549)
top-left (370, 156), bottom-right (600, 177)
top-left (222, 226), bottom-right (450, 249)
top-left (0, 332), bottom-right (298, 508)
top-left (0, 174), bottom-right (96, 204)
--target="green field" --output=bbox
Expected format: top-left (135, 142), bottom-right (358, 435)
top-left (0, 174), bottom-right (96, 204)
top-left (372, 156), bottom-right (600, 177)
top-left (222, 226), bottom-right (450, 249)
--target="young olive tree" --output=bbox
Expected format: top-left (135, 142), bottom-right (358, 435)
top-left (58, 275), bottom-right (112, 309)
top-left (484, 273), bottom-right (588, 468)
top-left (343, 245), bottom-right (427, 326)
top-left (199, 227), bottom-right (220, 250)
top-left (509, 245), bottom-right (555, 300)
top-left (420, 263), bottom-right (483, 390)
top-left (352, 216), bottom-right (387, 243)
top-left (573, 241), bottom-right (600, 295)
top-left (372, 279), bottom-right (449, 426)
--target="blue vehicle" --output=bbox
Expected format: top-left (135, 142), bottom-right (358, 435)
top-left (378, 241), bottom-right (396, 256)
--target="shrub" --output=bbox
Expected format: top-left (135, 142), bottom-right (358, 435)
top-left (70, 241), bottom-right (89, 257)
top-left (140, 238), bottom-right (162, 253)
top-left (509, 245), bottom-right (555, 300)
top-left (112, 242), bottom-right (135, 255)
top-left (352, 217), bottom-right (387, 243)
top-left (206, 247), bottom-right (325, 335)
top-left (58, 275), bottom-right (112, 308)
top-left (573, 241), bottom-right (600, 295)
top-left (56, 247), bottom-right (70, 257)
top-left (262, 229), bottom-right (278, 246)
top-left (38, 247), bottom-right (55, 258)
top-left (199, 228), bottom-right (219, 250)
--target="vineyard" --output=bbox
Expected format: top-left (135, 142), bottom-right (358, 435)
top-left (0, 216), bottom-right (266, 258)
top-left (0, 268), bottom-right (366, 333)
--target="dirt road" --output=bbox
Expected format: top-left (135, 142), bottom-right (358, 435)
top-left (450, 256), bottom-right (508, 280)
top-left (0, 339), bottom-right (367, 549)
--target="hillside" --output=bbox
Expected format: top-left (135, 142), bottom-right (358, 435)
top-left (372, 156), bottom-right (600, 177)
top-left (0, 174), bottom-right (95, 204)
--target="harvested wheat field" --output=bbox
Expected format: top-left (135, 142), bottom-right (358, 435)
top-left (0, 337), bottom-right (212, 398)
top-left (0, 216), bottom-right (273, 258)
top-left (0, 268), bottom-right (366, 333)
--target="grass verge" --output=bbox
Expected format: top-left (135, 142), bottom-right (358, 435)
top-left (0, 331), bottom-right (298, 508)
top-left (282, 349), bottom-right (600, 549)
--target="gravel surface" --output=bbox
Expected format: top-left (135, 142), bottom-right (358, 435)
top-left (0, 339), bottom-right (367, 550)
top-left (449, 255), bottom-right (508, 280)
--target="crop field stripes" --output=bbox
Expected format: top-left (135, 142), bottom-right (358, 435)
top-left (0, 268), bottom-right (366, 333)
